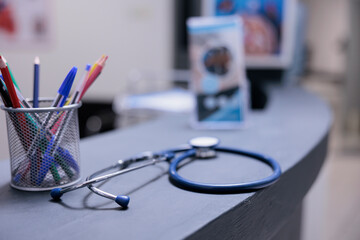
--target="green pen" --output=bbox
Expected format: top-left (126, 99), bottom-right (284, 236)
top-left (13, 86), bottom-right (65, 183)
top-left (49, 162), bottom-right (61, 184)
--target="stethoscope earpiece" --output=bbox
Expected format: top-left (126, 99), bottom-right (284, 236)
top-left (115, 195), bottom-right (130, 208)
top-left (50, 188), bottom-right (63, 201)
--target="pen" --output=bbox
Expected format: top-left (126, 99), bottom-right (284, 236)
top-left (59, 67), bottom-right (77, 107)
top-left (37, 111), bottom-right (79, 184)
top-left (46, 55), bottom-right (109, 179)
top-left (1, 58), bottom-right (80, 186)
top-left (53, 64), bottom-right (88, 131)
top-left (78, 55), bottom-right (108, 101)
top-left (47, 64), bottom-right (92, 177)
top-left (12, 86), bottom-right (41, 182)
top-left (37, 107), bottom-right (80, 184)
top-left (37, 136), bottom-right (56, 185)
top-left (11, 84), bottom-right (47, 183)
top-left (69, 64), bottom-right (91, 105)
top-left (52, 66), bottom-right (77, 108)
top-left (13, 86), bottom-right (74, 183)
top-left (39, 66), bottom-right (77, 130)
top-left (33, 67), bottom-right (78, 184)
top-left (33, 56), bottom-right (40, 108)
top-left (46, 55), bottom-right (107, 179)
top-left (27, 67), bottom-right (77, 164)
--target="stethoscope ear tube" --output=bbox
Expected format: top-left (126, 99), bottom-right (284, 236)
top-left (168, 147), bottom-right (281, 194)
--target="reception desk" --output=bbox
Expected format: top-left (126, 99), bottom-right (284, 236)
top-left (0, 86), bottom-right (331, 240)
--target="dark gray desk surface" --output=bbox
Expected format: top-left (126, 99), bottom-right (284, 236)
top-left (0, 86), bottom-right (331, 240)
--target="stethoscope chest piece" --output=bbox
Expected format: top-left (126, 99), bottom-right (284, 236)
top-left (189, 136), bottom-right (220, 158)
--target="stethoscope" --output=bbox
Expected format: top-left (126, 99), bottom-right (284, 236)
top-left (50, 137), bottom-right (281, 208)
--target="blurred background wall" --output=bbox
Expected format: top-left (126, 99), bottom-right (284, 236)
top-left (0, 0), bottom-right (174, 160)
top-left (303, 0), bottom-right (349, 75)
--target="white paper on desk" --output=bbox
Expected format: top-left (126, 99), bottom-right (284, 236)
top-left (114, 89), bottom-right (194, 113)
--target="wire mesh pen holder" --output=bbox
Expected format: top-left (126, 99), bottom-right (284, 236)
top-left (1, 99), bottom-right (82, 191)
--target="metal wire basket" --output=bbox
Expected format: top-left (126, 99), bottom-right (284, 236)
top-left (1, 99), bottom-right (82, 191)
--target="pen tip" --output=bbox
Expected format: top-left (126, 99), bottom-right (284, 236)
top-left (34, 56), bottom-right (40, 64)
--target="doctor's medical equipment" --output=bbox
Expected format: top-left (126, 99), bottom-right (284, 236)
top-left (50, 136), bottom-right (281, 208)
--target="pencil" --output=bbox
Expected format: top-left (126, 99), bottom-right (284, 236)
top-left (0, 56), bottom-right (29, 149)
top-left (88, 55), bottom-right (104, 77)
top-left (2, 56), bottom-right (20, 91)
top-left (0, 76), bottom-right (12, 107)
top-left (78, 55), bottom-right (108, 101)
top-left (33, 56), bottom-right (40, 108)
top-left (0, 56), bottom-right (20, 108)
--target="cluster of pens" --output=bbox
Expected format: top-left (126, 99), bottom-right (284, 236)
top-left (0, 54), bottom-right (108, 190)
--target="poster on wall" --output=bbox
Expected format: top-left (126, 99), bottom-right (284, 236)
top-left (203, 0), bottom-right (297, 68)
top-left (0, 0), bottom-right (54, 49)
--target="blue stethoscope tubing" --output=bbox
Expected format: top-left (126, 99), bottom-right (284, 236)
top-left (168, 147), bottom-right (282, 193)
top-left (50, 140), bottom-right (282, 208)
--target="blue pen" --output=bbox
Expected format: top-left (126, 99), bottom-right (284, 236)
top-left (35, 67), bottom-right (78, 184)
top-left (37, 131), bottom-right (80, 185)
top-left (57, 147), bottom-right (79, 173)
top-left (33, 56), bottom-right (40, 108)
top-left (27, 66), bottom-right (78, 156)
top-left (52, 66), bottom-right (77, 108)
top-left (37, 136), bottom-right (56, 185)
top-left (27, 67), bottom-right (77, 184)
top-left (59, 68), bottom-right (77, 107)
